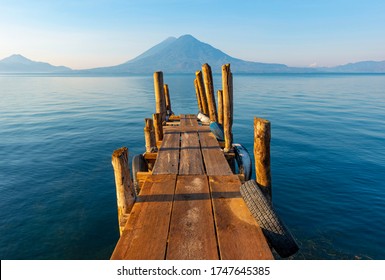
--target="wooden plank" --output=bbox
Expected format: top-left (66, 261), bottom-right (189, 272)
top-left (152, 131), bottom-right (180, 174)
top-left (209, 175), bottom-right (274, 260)
top-left (143, 152), bottom-right (157, 160)
top-left (179, 131), bottom-right (205, 175)
top-left (199, 130), bottom-right (233, 176)
top-left (166, 175), bottom-right (219, 260)
top-left (164, 125), bottom-right (210, 132)
top-left (180, 114), bottom-right (200, 128)
top-left (179, 114), bottom-right (189, 127)
top-left (111, 174), bottom-right (177, 259)
top-left (168, 115), bottom-right (180, 121)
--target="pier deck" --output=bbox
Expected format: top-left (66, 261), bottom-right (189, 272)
top-left (110, 114), bottom-right (273, 260)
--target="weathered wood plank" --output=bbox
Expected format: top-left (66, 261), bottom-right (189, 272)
top-left (152, 131), bottom-right (180, 174)
top-left (143, 152), bottom-right (157, 160)
top-left (209, 175), bottom-right (274, 260)
top-left (111, 174), bottom-right (177, 259)
top-left (179, 131), bottom-right (205, 175)
top-left (179, 114), bottom-right (189, 127)
top-left (166, 175), bottom-right (219, 260)
top-left (180, 114), bottom-right (199, 128)
top-left (199, 131), bottom-right (233, 176)
top-left (164, 126), bottom-right (210, 133)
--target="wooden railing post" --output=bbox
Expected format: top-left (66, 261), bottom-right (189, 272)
top-left (202, 63), bottom-right (217, 122)
top-left (154, 71), bottom-right (166, 122)
top-left (195, 71), bottom-right (209, 115)
top-left (194, 78), bottom-right (203, 112)
top-left (153, 113), bottom-right (163, 142)
top-left (254, 117), bottom-right (272, 198)
top-left (222, 64), bottom-right (233, 152)
top-left (164, 84), bottom-right (172, 116)
top-left (217, 89), bottom-right (223, 126)
top-left (111, 147), bottom-right (135, 235)
top-left (144, 118), bottom-right (157, 152)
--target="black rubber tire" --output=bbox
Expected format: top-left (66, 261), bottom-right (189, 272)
top-left (132, 154), bottom-right (148, 194)
top-left (240, 180), bottom-right (299, 258)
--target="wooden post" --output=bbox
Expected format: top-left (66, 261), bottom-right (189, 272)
top-left (164, 84), bottom-right (172, 115)
top-left (222, 64), bottom-right (233, 152)
top-left (254, 117), bottom-right (271, 198)
top-left (153, 113), bottom-right (163, 142)
top-left (195, 71), bottom-right (209, 115)
top-left (111, 147), bottom-right (135, 235)
top-left (144, 118), bottom-right (157, 152)
top-left (202, 63), bottom-right (217, 122)
top-left (217, 89), bottom-right (223, 126)
top-left (154, 71), bottom-right (166, 122)
top-left (194, 78), bottom-right (203, 112)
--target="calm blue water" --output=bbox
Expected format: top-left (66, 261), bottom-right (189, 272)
top-left (1, 73), bottom-right (384, 259)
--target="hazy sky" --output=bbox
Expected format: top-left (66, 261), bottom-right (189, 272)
top-left (1, 0), bottom-right (384, 69)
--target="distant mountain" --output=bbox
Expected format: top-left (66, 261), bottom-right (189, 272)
top-left (0, 54), bottom-right (71, 73)
top-left (322, 60), bottom-right (385, 73)
top-left (83, 34), bottom-right (294, 74)
top-left (2, 37), bottom-right (384, 74)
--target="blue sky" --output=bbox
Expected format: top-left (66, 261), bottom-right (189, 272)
top-left (1, 0), bottom-right (384, 69)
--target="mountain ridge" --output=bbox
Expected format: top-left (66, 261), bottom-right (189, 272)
top-left (1, 35), bottom-right (385, 73)
top-left (0, 54), bottom-right (72, 73)
top-left (84, 34), bottom-right (292, 74)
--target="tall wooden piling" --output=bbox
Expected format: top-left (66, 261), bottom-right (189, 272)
top-left (195, 71), bottom-right (209, 115)
top-left (153, 113), bottom-right (163, 142)
top-left (222, 64), bottom-right (233, 152)
top-left (202, 63), bottom-right (217, 122)
top-left (254, 117), bottom-right (271, 198)
top-left (164, 84), bottom-right (172, 115)
top-left (154, 71), bottom-right (167, 122)
top-left (144, 118), bottom-right (157, 152)
top-left (217, 90), bottom-right (223, 126)
top-left (111, 147), bottom-right (135, 235)
top-left (194, 78), bottom-right (203, 112)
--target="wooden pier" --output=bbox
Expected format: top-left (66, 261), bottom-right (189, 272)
top-left (109, 63), bottom-right (297, 260)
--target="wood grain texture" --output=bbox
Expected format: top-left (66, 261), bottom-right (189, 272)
top-left (209, 175), bottom-right (274, 260)
top-left (217, 89), bottom-right (223, 126)
top-left (199, 130), bottom-right (233, 176)
top-left (195, 71), bottom-right (209, 115)
top-left (153, 113), bottom-right (163, 142)
top-left (154, 71), bottom-right (166, 122)
top-left (111, 147), bottom-right (135, 235)
top-left (179, 131), bottom-right (205, 175)
top-left (166, 175), bottom-right (219, 259)
top-left (254, 117), bottom-right (271, 197)
top-left (111, 174), bottom-right (177, 259)
top-left (152, 131), bottom-right (180, 174)
top-left (202, 63), bottom-right (217, 122)
top-left (222, 64), bottom-right (233, 152)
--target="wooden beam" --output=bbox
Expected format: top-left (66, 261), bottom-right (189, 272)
top-left (154, 71), bottom-right (167, 122)
top-left (195, 71), bottom-right (209, 115)
top-left (222, 64), bottom-right (233, 152)
top-left (164, 84), bottom-right (172, 115)
top-left (153, 113), bottom-right (163, 142)
top-left (202, 63), bottom-right (217, 122)
top-left (194, 78), bottom-right (203, 112)
top-left (254, 117), bottom-right (272, 198)
top-left (144, 118), bottom-right (157, 153)
top-left (111, 147), bottom-right (135, 235)
top-left (217, 89), bottom-right (223, 126)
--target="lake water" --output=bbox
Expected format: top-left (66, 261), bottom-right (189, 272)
top-left (1, 73), bottom-right (384, 260)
